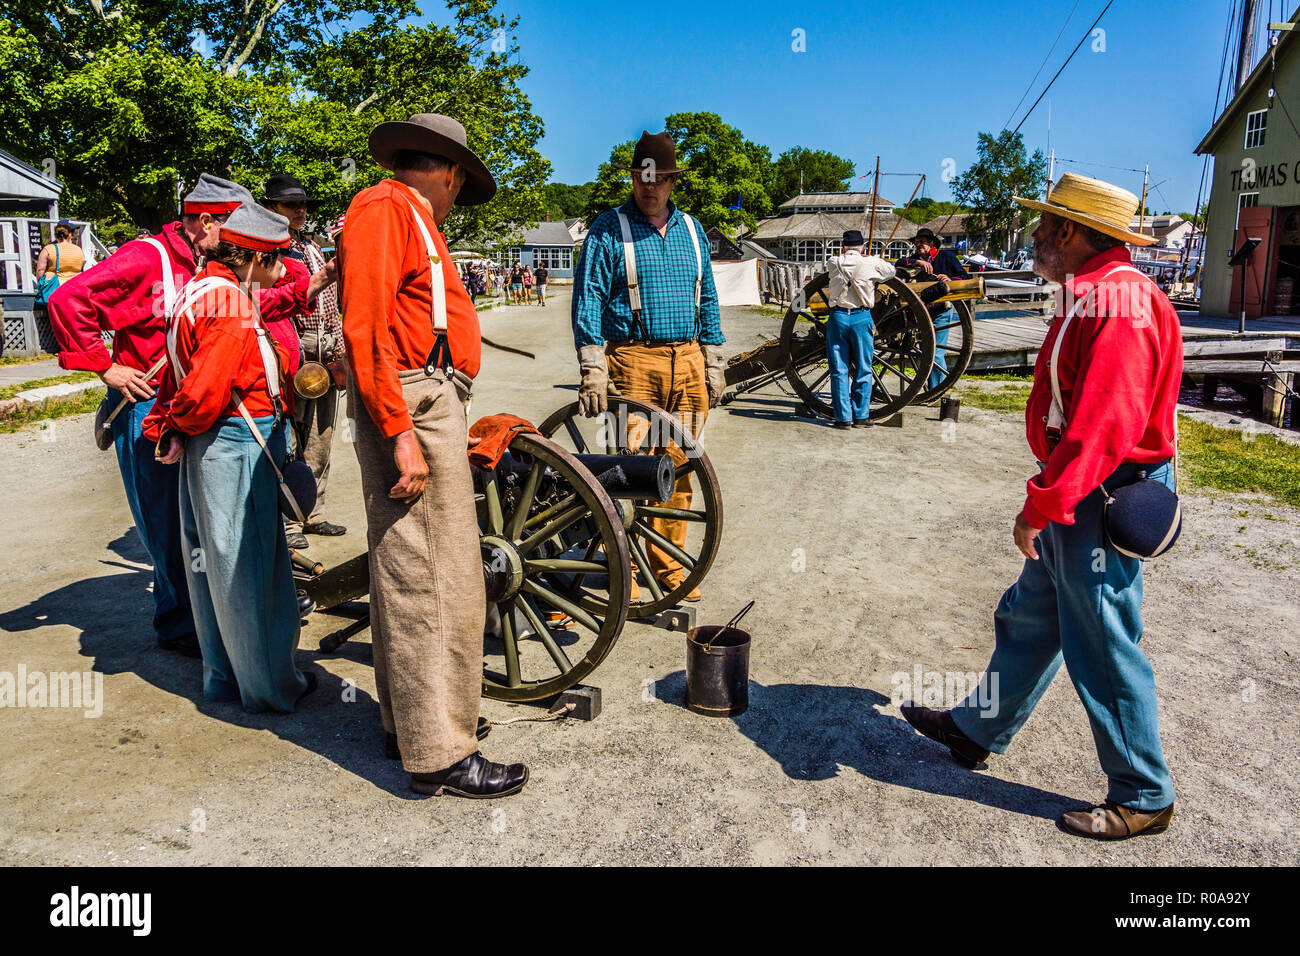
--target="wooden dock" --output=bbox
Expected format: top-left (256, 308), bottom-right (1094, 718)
top-left (968, 310), bottom-right (1300, 426)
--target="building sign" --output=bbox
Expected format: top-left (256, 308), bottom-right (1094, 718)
top-left (1229, 160), bottom-right (1298, 191)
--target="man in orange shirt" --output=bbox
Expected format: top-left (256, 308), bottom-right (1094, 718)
top-left (338, 113), bottom-right (528, 799)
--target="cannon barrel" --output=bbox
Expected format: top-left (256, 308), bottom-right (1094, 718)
top-left (573, 453), bottom-right (675, 501)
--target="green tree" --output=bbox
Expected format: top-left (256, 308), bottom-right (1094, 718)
top-left (543, 182), bottom-right (594, 220)
top-left (770, 147), bottom-right (855, 207)
top-left (951, 130), bottom-right (1047, 255)
top-left (1, 1), bottom-right (549, 241)
top-left (583, 113), bottom-right (773, 233)
top-left (892, 197), bottom-right (969, 226)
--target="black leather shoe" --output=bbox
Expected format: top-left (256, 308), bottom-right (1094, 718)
top-left (900, 702), bottom-right (991, 768)
top-left (304, 521), bottom-right (347, 536)
top-left (386, 718), bottom-right (490, 760)
top-left (411, 751), bottom-right (528, 798)
top-left (833, 421), bottom-right (853, 430)
top-left (286, 532), bottom-right (309, 550)
top-left (853, 419), bottom-right (874, 428)
top-left (296, 589), bottom-right (316, 619)
top-left (157, 633), bottom-right (202, 659)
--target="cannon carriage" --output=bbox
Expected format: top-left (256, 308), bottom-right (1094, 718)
top-left (298, 397), bottom-right (723, 703)
top-left (722, 268), bottom-right (986, 421)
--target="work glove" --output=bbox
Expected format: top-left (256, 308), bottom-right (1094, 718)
top-left (578, 345), bottom-right (620, 417)
top-left (702, 344), bottom-right (728, 408)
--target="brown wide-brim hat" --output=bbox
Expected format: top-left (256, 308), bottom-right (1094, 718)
top-left (1014, 172), bottom-right (1155, 246)
top-left (613, 130), bottom-right (692, 176)
top-left (368, 113), bottom-right (497, 206)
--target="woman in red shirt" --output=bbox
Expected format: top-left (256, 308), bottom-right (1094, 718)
top-left (144, 204), bottom-right (315, 713)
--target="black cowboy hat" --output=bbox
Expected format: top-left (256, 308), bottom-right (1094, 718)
top-left (913, 227), bottom-right (939, 244)
top-left (367, 113), bottom-right (497, 206)
top-left (614, 131), bottom-right (692, 177)
top-left (263, 173), bottom-right (320, 207)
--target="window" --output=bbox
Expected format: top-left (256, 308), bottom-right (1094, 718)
top-left (824, 239), bottom-right (841, 259)
top-left (1237, 192), bottom-right (1259, 228)
top-left (795, 240), bottom-right (824, 262)
top-left (709, 237), bottom-right (720, 255)
top-left (886, 240), bottom-right (911, 260)
top-left (1245, 109), bottom-right (1267, 149)
top-left (868, 240), bottom-right (885, 256)
top-left (506, 246), bottom-right (521, 265)
top-left (532, 247), bottom-right (571, 270)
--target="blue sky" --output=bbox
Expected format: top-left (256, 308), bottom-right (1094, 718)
top-left (422, 0), bottom-right (1257, 212)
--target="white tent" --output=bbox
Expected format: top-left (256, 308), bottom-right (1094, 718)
top-left (711, 260), bottom-right (761, 307)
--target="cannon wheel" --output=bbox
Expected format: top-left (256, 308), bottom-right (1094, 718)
top-left (478, 433), bottom-right (631, 702)
top-left (538, 397), bottom-right (723, 619)
top-left (912, 298), bottom-right (975, 406)
top-left (779, 273), bottom-right (935, 421)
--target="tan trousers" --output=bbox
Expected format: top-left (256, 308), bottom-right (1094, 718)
top-left (349, 366), bottom-right (485, 773)
top-left (605, 342), bottom-right (708, 584)
top-left (285, 386), bottom-right (338, 532)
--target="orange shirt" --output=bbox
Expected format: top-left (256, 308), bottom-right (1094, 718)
top-left (337, 178), bottom-right (481, 438)
top-left (142, 262), bottom-right (288, 442)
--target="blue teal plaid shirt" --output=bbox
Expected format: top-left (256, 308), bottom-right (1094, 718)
top-left (572, 200), bottom-right (724, 348)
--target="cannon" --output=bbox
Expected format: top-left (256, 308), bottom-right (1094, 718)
top-left (723, 269), bottom-right (986, 420)
top-left (297, 397), bottom-right (722, 703)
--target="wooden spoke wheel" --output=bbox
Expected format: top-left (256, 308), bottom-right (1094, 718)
top-left (538, 397), bottom-right (723, 619)
top-left (780, 273), bottom-right (935, 421)
top-left (476, 433), bottom-right (631, 702)
top-left (912, 297), bottom-right (975, 406)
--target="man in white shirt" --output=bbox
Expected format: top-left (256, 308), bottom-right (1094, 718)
top-left (824, 229), bottom-right (896, 427)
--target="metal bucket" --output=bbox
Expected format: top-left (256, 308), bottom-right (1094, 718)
top-left (940, 397), bottom-right (961, 422)
top-left (685, 625), bottom-right (751, 717)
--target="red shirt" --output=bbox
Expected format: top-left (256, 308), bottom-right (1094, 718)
top-left (49, 220), bottom-right (308, 386)
top-left (142, 262), bottom-right (289, 442)
top-left (338, 179), bottom-right (481, 438)
top-left (49, 222), bottom-right (195, 382)
top-left (1022, 247), bottom-right (1183, 529)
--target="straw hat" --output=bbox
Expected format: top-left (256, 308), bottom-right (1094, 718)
top-left (1014, 173), bottom-right (1155, 246)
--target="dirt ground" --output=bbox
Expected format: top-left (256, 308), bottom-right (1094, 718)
top-left (1, 291), bottom-right (1297, 866)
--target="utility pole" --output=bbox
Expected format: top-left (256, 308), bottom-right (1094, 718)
top-left (1237, 0), bottom-right (1259, 92)
top-left (867, 155), bottom-right (881, 252)
top-left (1139, 164), bottom-right (1150, 232)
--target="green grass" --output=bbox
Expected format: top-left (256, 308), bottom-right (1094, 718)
top-left (0, 352), bottom-right (58, 367)
top-left (954, 383), bottom-right (1033, 413)
top-left (0, 371), bottom-right (99, 402)
top-left (0, 386), bottom-right (106, 435)
top-left (964, 371), bottom-right (1033, 382)
top-left (1178, 417), bottom-right (1300, 509)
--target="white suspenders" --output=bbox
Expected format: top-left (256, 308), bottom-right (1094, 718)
top-left (615, 210), bottom-right (703, 339)
top-left (142, 237), bottom-right (179, 319)
top-left (404, 199), bottom-right (447, 333)
top-left (1046, 263), bottom-right (1177, 484)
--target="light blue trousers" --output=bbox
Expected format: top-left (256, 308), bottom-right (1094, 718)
top-left (179, 416), bottom-right (306, 713)
top-left (928, 305), bottom-right (954, 390)
top-left (108, 389), bottom-right (195, 642)
top-left (950, 461), bottom-right (1176, 811)
top-left (826, 307), bottom-right (875, 423)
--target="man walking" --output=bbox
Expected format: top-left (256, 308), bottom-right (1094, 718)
top-left (338, 112), bottom-right (528, 799)
top-left (824, 229), bottom-right (895, 428)
top-left (571, 130), bottom-right (725, 602)
top-left (899, 173), bottom-right (1184, 840)
top-left (535, 262), bottom-right (548, 306)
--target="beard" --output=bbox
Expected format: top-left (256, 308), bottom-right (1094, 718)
top-left (1033, 226), bottom-right (1067, 284)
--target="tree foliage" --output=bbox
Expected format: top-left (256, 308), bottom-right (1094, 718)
top-left (542, 182), bottom-right (593, 221)
top-left (951, 130), bottom-right (1046, 254)
top-left (892, 197), bottom-right (969, 226)
top-left (0, 0), bottom-right (549, 241)
top-left (582, 113), bottom-right (853, 235)
top-left (770, 147), bottom-right (855, 207)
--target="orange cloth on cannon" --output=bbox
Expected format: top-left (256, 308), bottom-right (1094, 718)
top-left (468, 414), bottom-right (539, 469)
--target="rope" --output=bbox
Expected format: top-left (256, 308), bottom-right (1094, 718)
top-left (487, 702), bottom-right (576, 726)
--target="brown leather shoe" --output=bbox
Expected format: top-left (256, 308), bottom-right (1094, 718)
top-left (660, 572), bottom-right (701, 602)
top-left (1059, 800), bottom-right (1174, 840)
top-left (900, 702), bottom-right (991, 768)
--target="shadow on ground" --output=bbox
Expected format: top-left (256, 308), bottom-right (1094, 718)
top-left (0, 529), bottom-right (417, 798)
top-left (654, 669), bottom-right (1076, 821)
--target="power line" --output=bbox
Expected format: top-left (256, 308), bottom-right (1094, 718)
top-left (1002, 0), bottom-right (1082, 132)
top-left (1012, 0), bottom-right (1117, 135)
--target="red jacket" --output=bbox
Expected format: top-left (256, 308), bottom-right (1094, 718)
top-left (142, 262), bottom-right (289, 442)
top-left (1022, 247), bottom-right (1183, 529)
top-left (338, 179), bottom-right (480, 438)
top-left (49, 221), bottom-right (309, 385)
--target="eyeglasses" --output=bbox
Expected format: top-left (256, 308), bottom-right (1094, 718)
top-left (636, 174), bottom-right (678, 187)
